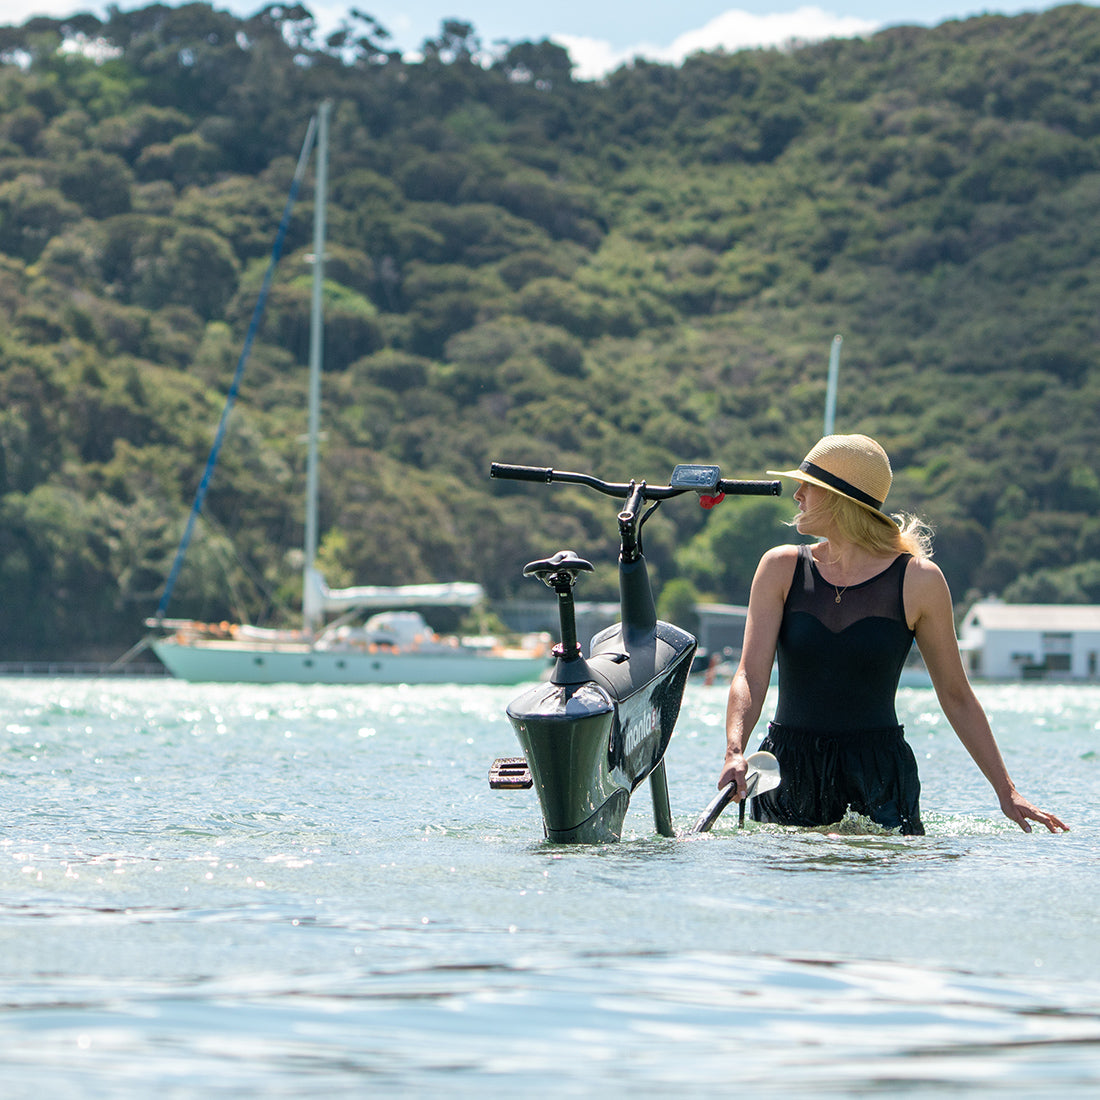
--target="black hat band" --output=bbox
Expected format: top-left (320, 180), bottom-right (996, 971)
top-left (799, 460), bottom-right (884, 511)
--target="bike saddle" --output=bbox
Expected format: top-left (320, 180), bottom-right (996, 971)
top-left (523, 550), bottom-right (594, 587)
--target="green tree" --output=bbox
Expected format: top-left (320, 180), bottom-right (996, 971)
top-left (58, 149), bottom-right (135, 218)
top-left (676, 497), bottom-right (794, 604)
top-left (153, 226), bottom-right (240, 319)
top-left (0, 175), bottom-right (81, 261)
top-left (657, 576), bottom-right (701, 636)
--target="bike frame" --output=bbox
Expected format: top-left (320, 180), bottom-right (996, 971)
top-left (490, 462), bottom-right (778, 843)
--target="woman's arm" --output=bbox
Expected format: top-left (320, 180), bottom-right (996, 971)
top-left (719, 546), bottom-right (795, 799)
top-left (907, 559), bottom-right (1068, 833)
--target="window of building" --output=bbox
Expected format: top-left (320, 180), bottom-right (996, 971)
top-left (1041, 632), bottom-right (1073, 672)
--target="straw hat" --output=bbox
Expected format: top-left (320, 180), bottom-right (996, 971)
top-left (768, 434), bottom-right (895, 522)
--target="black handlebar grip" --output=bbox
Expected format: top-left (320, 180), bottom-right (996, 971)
top-left (490, 462), bottom-right (554, 483)
top-left (717, 479), bottom-right (783, 496)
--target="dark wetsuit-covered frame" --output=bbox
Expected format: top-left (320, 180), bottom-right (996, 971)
top-left (752, 544), bottom-right (925, 834)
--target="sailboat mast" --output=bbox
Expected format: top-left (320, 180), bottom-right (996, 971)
top-left (303, 100), bottom-right (330, 634)
top-left (823, 333), bottom-right (842, 436)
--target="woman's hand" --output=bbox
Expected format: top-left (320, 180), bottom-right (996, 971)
top-left (999, 789), bottom-right (1069, 833)
top-left (718, 749), bottom-right (749, 802)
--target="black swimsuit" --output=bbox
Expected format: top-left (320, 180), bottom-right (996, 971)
top-left (752, 544), bottom-right (925, 834)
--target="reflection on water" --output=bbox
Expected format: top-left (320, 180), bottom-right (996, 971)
top-left (0, 679), bottom-right (1097, 1095)
top-left (4, 948), bottom-right (1099, 1095)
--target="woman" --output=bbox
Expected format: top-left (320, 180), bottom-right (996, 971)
top-left (720, 433), bottom-right (1067, 834)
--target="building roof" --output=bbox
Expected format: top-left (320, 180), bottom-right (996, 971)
top-left (964, 602), bottom-right (1100, 631)
top-left (697, 602), bottom-right (749, 618)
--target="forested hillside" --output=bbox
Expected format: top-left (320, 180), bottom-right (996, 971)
top-left (1, 2), bottom-right (1099, 658)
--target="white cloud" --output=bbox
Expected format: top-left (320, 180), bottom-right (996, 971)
top-left (666, 6), bottom-right (879, 56)
top-left (4, 0), bottom-right (86, 19)
top-left (558, 6), bottom-right (881, 81)
top-left (553, 35), bottom-right (628, 82)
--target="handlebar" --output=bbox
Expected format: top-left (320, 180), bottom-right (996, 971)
top-left (716, 478), bottom-right (782, 496)
top-left (490, 462), bottom-right (780, 500)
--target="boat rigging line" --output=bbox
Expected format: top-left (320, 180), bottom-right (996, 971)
top-left (153, 106), bottom-right (326, 624)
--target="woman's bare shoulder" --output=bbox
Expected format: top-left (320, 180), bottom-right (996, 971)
top-left (760, 543), bottom-right (801, 561)
top-left (756, 543), bottom-right (803, 578)
top-left (764, 543), bottom-right (805, 561)
top-left (905, 555), bottom-right (949, 590)
top-left (903, 555), bottom-right (953, 619)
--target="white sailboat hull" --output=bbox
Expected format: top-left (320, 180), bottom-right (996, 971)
top-left (152, 638), bottom-right (547, 686)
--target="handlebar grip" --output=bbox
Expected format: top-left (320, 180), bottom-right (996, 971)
top-left (717, 479), bottom-right (783, 496)
top-left (490, 462), bottom-right (554, 483)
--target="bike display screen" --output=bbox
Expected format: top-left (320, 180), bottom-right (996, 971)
top-left (670, 464), bottom-right (720, 491)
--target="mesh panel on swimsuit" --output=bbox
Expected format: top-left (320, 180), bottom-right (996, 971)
top-left (773, 545), bottom-right (914, 731)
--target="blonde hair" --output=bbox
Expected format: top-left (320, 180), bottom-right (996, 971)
top-left (824, 492), bottom-right (933, 560)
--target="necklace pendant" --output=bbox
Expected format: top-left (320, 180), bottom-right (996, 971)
top-left (835, 593), bottom-right (842, 603)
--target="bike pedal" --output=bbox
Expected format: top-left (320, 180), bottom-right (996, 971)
top-left (489, 756), bottom-right (532, 789)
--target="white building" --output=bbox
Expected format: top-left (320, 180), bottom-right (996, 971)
top-left (959, 601), bottom-right (1100, 680)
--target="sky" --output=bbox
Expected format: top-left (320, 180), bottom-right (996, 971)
top-left (6, 1), bottom-right (1096, 78)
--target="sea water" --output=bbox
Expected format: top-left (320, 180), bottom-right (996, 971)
top-left (1, 676), bottom-right (1097, 1097)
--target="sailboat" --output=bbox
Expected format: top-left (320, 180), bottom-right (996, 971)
top-left (148, 103), bottom-right (549, 685)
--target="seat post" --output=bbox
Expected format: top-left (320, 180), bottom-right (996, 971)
top-left (523, 550), bottom-right (595, 680)
top-left (550, 572), bottom-right (581, 661)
